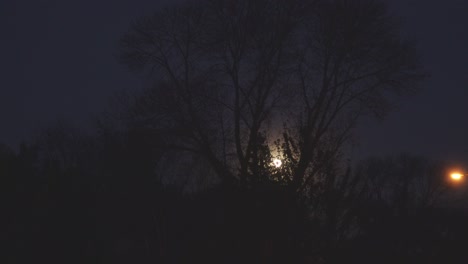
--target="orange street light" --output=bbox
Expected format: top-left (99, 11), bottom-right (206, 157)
top-left (450, 171), bottom-right (465, 182)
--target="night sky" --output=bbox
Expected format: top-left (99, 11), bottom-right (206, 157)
top-left (1, 0), bottom-right (467, 165)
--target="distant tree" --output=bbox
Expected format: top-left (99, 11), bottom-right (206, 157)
top-left (119, 0), bottom-right (425, 193)
top-left (340, 154), bottom-right (452, 261)
top-left (0, 143), bottom-right (15, 188)
top-left (357, 154), bottom-right (449, 212)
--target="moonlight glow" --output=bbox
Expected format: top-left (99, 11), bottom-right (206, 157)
top-left (272, 158), bottom-right (282, 168)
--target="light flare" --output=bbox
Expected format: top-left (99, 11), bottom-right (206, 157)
top-left (450, 172), bottom-right (464, 181)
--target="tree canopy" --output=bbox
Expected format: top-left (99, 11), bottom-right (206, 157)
top-left (120, 0), bottom-right (425, 192)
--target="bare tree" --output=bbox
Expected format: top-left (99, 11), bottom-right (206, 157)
top-left (119, 0), bottom-right (425, 193)
top-left (357, 154), bottom-right (449, 211)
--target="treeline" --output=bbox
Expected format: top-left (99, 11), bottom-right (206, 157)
top-left (3, 122), bottom-right (468, 263)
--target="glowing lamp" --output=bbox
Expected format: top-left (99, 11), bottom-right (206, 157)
top-left (450, 172), bottom-right (464, 181)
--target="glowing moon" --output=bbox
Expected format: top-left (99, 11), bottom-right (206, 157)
top-left (272, 158), bottom-right (282, 168)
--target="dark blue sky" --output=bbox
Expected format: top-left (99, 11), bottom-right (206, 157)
top-left (1, 0), bottom-right (467, 165)
top-left (356, 0), bottom-right (468, 165)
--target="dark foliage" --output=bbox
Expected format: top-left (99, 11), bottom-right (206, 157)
top-left (4, 129), bottom-right (468, 263)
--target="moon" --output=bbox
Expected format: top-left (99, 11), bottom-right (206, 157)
top-left (272, 158), bottom-right (282, 168)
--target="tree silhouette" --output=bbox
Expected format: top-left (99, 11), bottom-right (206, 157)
top-left (116, 1), bottom-right (427, 261)
top-left (342, 154), bottom-right (453, 263)
top-left (120, 0), bottom-right (425, 194)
